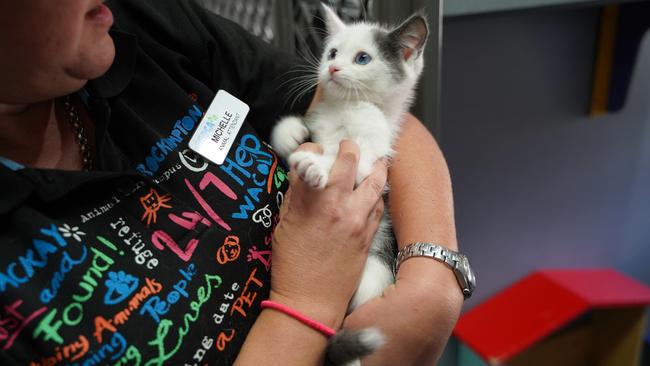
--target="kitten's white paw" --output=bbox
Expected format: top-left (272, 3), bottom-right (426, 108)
top-left (270, 116), bottom-right (310, 160)
top-left (289, 151), bottom-right (329, 189)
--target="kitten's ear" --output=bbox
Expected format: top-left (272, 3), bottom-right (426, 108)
top-left (391, 13), bottom-right (429, 61)
top-left (321, 3), bottom-right (346, 34)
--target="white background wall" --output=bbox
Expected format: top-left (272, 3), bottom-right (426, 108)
top-left (440, 6), bottom-right (650, 309)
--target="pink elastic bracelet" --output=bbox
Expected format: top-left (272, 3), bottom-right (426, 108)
top-left (260, 300), bottom-right (336, 337)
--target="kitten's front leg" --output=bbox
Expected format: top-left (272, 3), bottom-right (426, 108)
top-left (354, 143), bottom-right (388, 187)
top-left (289, 150), bottom-right (336, 189)
top-left (270, 116), bottom-right (310, 160)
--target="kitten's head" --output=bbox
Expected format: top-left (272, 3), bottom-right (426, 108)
top-left (318, 4), bottom-right (428, 105)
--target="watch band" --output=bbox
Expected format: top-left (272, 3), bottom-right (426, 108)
top-left (394, 242), bottom-right (476, 299)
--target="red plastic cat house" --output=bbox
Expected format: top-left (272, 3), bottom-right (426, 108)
top-left (453, 269), bottom-right (650, 366)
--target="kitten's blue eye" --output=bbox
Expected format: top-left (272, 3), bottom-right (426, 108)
top-left (354, 52), bottom-right (372, 65)
top-left (328, 48), bottom-right (338, 60)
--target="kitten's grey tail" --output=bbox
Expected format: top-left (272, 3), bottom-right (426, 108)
top-left (325, 327), bottom-right (385, 366)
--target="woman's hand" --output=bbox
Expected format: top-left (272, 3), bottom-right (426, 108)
top-left (270, 140), bottom-right (388, 328)
top-left (236, 140), bottom-right (387, 365)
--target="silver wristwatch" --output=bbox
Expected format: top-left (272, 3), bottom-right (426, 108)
top-left (394, 242), bottom-right (477, 299)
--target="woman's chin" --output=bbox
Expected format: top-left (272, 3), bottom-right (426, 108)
top-left (68, 37), bottom-right (116, 82)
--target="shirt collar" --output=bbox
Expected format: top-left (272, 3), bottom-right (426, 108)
top-left (0, 164), bottom-right (151, 215)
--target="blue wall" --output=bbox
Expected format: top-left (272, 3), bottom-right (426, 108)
top-left (440, 6), bottom-right (650, 310)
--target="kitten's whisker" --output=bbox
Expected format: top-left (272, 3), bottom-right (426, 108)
top-left (360, 0), bottom-right (369, 22)
top-left (285, 80), bottom-right (319, 103)
top-left (297, 48), bottom-right (322, 69)
top-left (348, 81), bottom-right (360, 101)
top-left (289, 85), bottom-right (318, 111)
top-left (284, 77), bottom-right (317, 100)
top-left (280, 75), bottom-right (318, 93)
top-left (279, 74), bottom-right (314, 87)
top-left (283, 65), bottom-right (317, 72)
top-left (281, 70), bottom-right (318, 85)
top-left (356, 83), bottom-right (371, 102)
top-left (336, 76), bottom-right (368, 102)
top-left (296, 54), bottom-right (320, 70)
top-left (281, 72), bottom-right (317, 84)
top-left (277, 65), bottom-right (318, 78)
top-left (298, 45), bottom-right (323, 62)
top-left (298, 26), bottom-right (329, 39)
top-left (352, 79), bottom-right (374, 102)
top-left (345, 84), bottom-right (353, 102)
top-left (280, 62), bottom-right (318, 72)
top-left (277, 73), bottom-right (314, 88)
top-left (311, 13), bottom-right (328, 27)
top-left (286, 79), bottom-right (320, 111)
top-left (289, 81), bottom-right (319, 98)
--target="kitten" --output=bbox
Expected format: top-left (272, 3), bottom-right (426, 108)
top-left (271, 5), bottom-right (428, 365)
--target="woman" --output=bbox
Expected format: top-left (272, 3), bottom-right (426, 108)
top-left (0, 0), bottom-right (463, 365)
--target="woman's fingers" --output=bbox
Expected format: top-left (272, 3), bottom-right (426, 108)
top-left (352, 158), bottom-right (388, 217)
top-left (294, 142), bottom-right (322, 154)
top-left (364, 197), bottom-right (385, 243)
top-left (328, 140), bottom-right (360, 192)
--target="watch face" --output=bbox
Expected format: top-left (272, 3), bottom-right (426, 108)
top-left (464, 258), bottom-right (476, 291)
top-left (457, 257), bottom-right (476, 298)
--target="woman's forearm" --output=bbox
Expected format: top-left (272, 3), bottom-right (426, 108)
top-left (235, 309), bottom-right (329, 365)
top-left (390, 113), bottom-right (457, 252)
top-left (235, 293), bottom-right (342, 365)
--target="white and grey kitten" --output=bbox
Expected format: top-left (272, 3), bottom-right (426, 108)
top-left (271, 5), bottom-right (428, 365)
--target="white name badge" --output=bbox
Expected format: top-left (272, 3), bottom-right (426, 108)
top-left (189, 90), bottom-right (250, 165)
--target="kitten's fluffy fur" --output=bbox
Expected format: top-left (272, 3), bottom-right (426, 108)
top-left (271, 5), bottom-right (428, 365)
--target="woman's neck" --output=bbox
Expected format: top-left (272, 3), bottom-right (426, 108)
top-left (0, 99), bottom-right (83, 170)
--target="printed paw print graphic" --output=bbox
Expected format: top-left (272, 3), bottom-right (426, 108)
top-left (104, 271), bottom-right (140, 305)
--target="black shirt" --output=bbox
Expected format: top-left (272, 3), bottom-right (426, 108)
top-left (0, 0), bottom-right (314, 364)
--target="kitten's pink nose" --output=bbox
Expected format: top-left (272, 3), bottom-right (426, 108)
top-left (328, 65), bottom-right (340, 74)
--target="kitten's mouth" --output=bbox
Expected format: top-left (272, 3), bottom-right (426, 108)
top-left (327, 77), bottom-right (344, 88)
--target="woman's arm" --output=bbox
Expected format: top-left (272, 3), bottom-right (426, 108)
top-left (344, 113), bottom-right (464, 365)
top-left (234, 301), bottom-right (335, 365)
